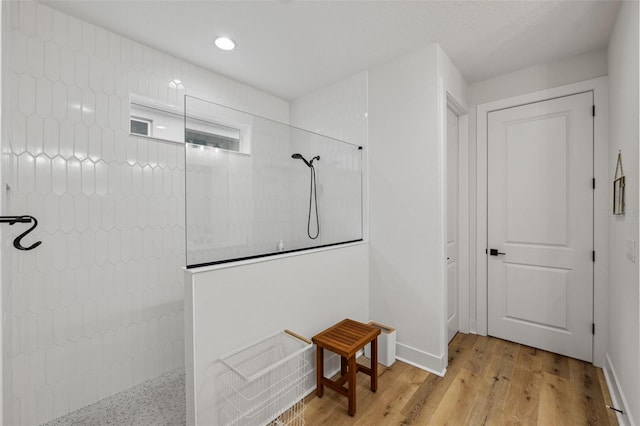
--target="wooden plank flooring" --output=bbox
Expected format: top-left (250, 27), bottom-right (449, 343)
top-left (305, 333), bottom-right (618, 425)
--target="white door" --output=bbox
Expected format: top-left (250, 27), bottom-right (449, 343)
top-left (487, 92), bottom-right (593, 362)
top-left (447, 107), bottom-right (459, 342)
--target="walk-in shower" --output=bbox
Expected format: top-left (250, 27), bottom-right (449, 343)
top-left (291, 153), bottom-right (320, 239)
top-left (184, 96), bottom-right (363, 268)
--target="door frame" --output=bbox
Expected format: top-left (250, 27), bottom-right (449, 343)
top-left (0, 1), bottom-right (5, 422)
top-left (446, 94), bottom-right (470, 338)
top-left (475, 76), bottom-right (609, 367)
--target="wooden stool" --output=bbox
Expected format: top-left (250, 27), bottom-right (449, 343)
top-left (312, 319), bottom-right (381, 416)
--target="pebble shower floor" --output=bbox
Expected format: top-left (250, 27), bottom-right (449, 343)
top-left (43, 368), bottom-right (186, 426)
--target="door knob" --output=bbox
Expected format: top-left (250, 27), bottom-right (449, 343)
top-left (489, 248), bottom-right (506, 256)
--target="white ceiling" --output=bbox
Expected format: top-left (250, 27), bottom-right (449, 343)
top-left (42, 0), bottom-right (621, 100)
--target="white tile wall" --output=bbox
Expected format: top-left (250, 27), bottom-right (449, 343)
top-left (3, 1), bottom-right (288, 424)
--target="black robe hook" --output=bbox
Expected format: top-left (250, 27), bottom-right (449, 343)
top-left (0, 215), bottom-right (42, 251)
top-left (13, 216), bottom-right (41, 251)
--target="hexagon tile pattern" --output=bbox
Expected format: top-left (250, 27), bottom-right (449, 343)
top-left (0, 1), bottom-right (288, 423)
top-left (6, 0), bottom-right (292, 423)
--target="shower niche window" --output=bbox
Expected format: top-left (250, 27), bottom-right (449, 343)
top-left (185, 96), bottom-right (363, 268)
top-left (128, 94), bottom-right (250, 155)
top-left (186, 126), bottom-right (240, 152)
top-left (130, 117), bottom-right (152, 136)
top-left (129, 94), bottom-right (184, 142)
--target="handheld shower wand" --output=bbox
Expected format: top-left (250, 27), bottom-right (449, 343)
top-left (291, 153), bottom-right (320, 167)
top-left (291, 153), bottom-right (320, 239)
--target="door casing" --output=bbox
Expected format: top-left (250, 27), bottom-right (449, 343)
top-left (475, 77), bottom-right (609, 367)
top-left (446, 94), bottom-right (469, 340)
top-left (447, 106), bottom-right (459, 342)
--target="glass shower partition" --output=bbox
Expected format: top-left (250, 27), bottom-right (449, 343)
top-left (184, 96), bottom-right (363, 268)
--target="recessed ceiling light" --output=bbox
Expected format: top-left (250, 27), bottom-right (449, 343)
top-left (214, 36), bottom-right (236, 51)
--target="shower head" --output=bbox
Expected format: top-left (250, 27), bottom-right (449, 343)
top-left (292, 153), bottom-right (312, 167)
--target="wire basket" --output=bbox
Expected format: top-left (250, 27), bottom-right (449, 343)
top-left (220, 330), bottom-right (312, 426)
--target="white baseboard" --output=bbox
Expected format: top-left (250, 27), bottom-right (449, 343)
top-left (603, 354), bottom-right (636, 426)
top-left (395, 342), bottom-right (446, 377)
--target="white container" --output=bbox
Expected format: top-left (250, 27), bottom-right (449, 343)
top-left (364, 321), bottom-right (396, 367)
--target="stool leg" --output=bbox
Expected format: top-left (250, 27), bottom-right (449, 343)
top-left (341, 356), bottom-right (348, 376)
top-left (371, 337), bottom-right (378, 392)
top-left (347, 355), bottom-right (357, 416)
top-left (316, 346), bottom-right (324, 397)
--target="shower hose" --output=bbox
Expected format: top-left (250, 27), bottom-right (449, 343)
top-left (307, 165), bottom-right (319, 239)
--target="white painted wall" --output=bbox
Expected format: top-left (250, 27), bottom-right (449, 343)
top-left (290, 71), bottom-right (368, 146)
top-left (606, 2), bottom-right (639, 424)
top-left (368, 44), bottom-right (466, 375)
top-left (185, 243), bottom-right (369, 425)
top-left (437, 47), bottom-right (467, 110)
top-left (467, 49), bottom-right (608, 106)
top-left (467, 49), bottom-right (609, 334)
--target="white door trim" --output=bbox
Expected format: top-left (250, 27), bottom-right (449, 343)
top-left (0, 1), bottom-right (5, 422)
top-left (446, 93), bottom-right (470, 336)
top-left (439, 77), bottom-right (469, 372)
top-left (476, 76), bottom-right (609, 367)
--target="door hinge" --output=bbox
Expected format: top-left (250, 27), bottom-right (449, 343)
top-left (592, 251), bottom-right (596, 262)
top-left (592, 105), bottom-right (595, 116)
top-left (593, 178), bottom-right (596, 189)
top-left (592, 323), bottom-right (595, 335)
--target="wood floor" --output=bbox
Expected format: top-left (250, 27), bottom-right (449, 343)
top-left (304, 333), bottom-right (618, 425)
